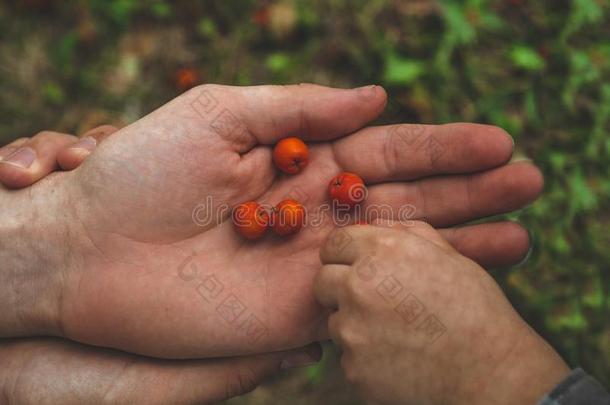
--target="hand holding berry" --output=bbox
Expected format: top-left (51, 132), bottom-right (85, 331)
top-left (315, 221), bottom-right (569, 405)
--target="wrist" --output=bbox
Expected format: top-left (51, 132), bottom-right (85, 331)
top-left (0, 177), bottom-right (74, 337)
top-left (464, 325), bottom-right (570, 405)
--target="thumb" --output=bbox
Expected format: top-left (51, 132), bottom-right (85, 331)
top-left (208, 343), bottom-right (323, 402)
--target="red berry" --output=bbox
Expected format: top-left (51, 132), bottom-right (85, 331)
top-left (273, 137), bottom-right (309, 174)
top-left (232, 201), bottom-right (269, 240)
top-left (272, 199), bottom-right (305, 236)
top-left (328, 172), bottom-right (367, 208)
top-left (174, 67), bottom-right (199, 91)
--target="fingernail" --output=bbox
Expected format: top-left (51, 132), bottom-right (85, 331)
top-left (354, 85), bottom-right (378, 101)
top-left (353, 84), bottom-right (376, 90)
top-left (1, 147), bottom-right (36, 169)
top-left (280, 342), bottom-right (323, 370)
top-left (69, 136), bottom-right (97, 152)
top-left (510, 154), bottom-right (533, 163)
top-left (516, 227), bottom-right (535, 268)
top-left (0, 147), bottom-right (16, 161)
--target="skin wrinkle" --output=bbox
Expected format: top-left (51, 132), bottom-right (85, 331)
top-left (269, 85), bottom-right (294, 140)
top-left (1, 386), bottom-right (9, 405)
top-left (329, 137), bottom-right (347, 174)
top-left (465, 327), bottom-right (529, 405)
top-left (267, 94), bottom-right (283, 142)
top-left (0, 348), bottom-right (13, 405)
top-left (294, 86), bottom-right (311, 141)
top-left (428, 129), bottom-right (445, 172)
top-left (53, 205), bottom-right (87, 338)
top-left (464, 174), bottom-right (479, 221)
top-left (382, 126), bottom-right (401, 180)
top-left (99, 356), bottom-right (140, 405)
top-left (372, 86), bottom-right (388, 116)
top-left (243, 84), bottom-right (303, 144)
top-left (1, 186), bottom-right (65, 336)
top-left (5, 344), bottom-right (37, 405)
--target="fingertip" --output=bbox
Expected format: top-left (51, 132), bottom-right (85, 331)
top-left (57, 125), bottom-right (118, 171)
top-left (510, 161), bottom-right (545, 203)
top-left (0, 147), bottom-right (38, 189)
top-left (351, 84), bottom-right (387, 117)
top-left (374, 85), bottom-right (388, 111)
top-left (57, 146), bottom-right (92, 171)
top-left (0, 165), bottom-right (37, 189)
top-left (58, 135), bottom-right (101, 171)
top-left (442, 221), bottom-right (533, 269)
top-left (492, 126), bottom-right (515, 160)
top-left (528, 163), bottom-right (545, 197)
top-left (80, 125), bottom-right (119, 139)
top-left (241, 84), bottom-right (389, 145)
top-left (486, 221), bottom-right (532, 267)
top-left (503, 222), bottom-right (533, 265)
top-left (478, 124), bottom-right (516, 166)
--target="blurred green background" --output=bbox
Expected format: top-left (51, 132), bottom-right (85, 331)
top-left (1, 0), bottom-right (608, 402)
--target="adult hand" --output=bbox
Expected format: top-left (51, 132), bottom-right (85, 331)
top-left (314, 221), bottom-right (569, 405)
top-left (0, 84), bottom-right (542, 358)
top-left (1, 129), bottom-right (320, 405)
top-left (0, 337), bottom-right (320, 405)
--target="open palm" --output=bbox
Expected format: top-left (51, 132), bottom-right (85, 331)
top-left (42, 84), bottom-right (541, 358)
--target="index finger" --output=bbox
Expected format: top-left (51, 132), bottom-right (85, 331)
top-left (332, 123), bottom-right (514, 183)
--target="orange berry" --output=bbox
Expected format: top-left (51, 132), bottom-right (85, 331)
top-left (272, 199), bottom-right (305, 236)
top-left (232, 201), bottom-right (269, 240)
top-left (174, 67), bottom-right (199, 91)
top-left (273, 137), bottom-right (309, 174)
top-left (328, 172), bottom-right (367, 208)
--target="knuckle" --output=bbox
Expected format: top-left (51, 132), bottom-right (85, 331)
top-left (322, 228), bottom-right (354, 258)
top-left (383, 126), bottom-right (402, 175)
top-left (33, 130), bottom-right (75, 143)
top-left (328, 313), bottom-right (341, 338)
top-left (336, 319), bottom-right (365, 350)
top-left (191, 83), bottom-right (214, 93)
top-left (10, 137), bottom-right (29, 145)
top-left (340, 355), bottom-right (363, 387)
top-left (184, 83), bottom-right (220, 100)
top-left (373, 232), bottom-right (400, 251)
top-left (314, 265), bottom-right (336, 295)
top-left (345, 272), bottom-right (368, 303)
top-left (33, 130), bottom-right (56, 140)
top-left (83, 124), bottom-right (118, 136)
top-left (383, 124), bottom-right (429, 175)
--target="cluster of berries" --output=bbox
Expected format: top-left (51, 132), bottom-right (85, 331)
top-left (233, 137), bottom-right (366, 240)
